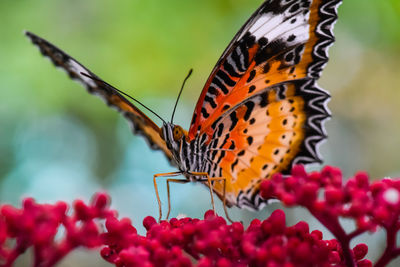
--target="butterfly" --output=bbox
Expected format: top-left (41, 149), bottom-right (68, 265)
top-left (26, 0), bottom-right (341, 220)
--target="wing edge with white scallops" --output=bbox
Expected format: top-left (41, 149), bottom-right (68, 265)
top-left (186, 0), bottom-right (342, 209)
top-left (189, 0), bottom-right (341, 173)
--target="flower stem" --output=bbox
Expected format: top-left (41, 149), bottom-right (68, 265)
top-left (310, 211), bottom-right (356, 267)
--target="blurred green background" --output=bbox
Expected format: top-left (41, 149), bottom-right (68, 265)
top-left (0, 0), bottom-right (399, 266)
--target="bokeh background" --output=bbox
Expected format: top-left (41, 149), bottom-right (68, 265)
top-left (0, 0), bottom-right (399, 266)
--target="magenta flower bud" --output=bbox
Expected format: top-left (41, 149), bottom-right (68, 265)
top-left (74, 199), bottom-right (92, 220)
top-left (353, 243), bottom-right (368, 260)
top-left (310, 230), bottom-right (323, 240)
top-left (325, 185), bottom-right (343, 204)
top-left (92, 192), bottom-right (110, 210)
top-left (291, 164), bottom-right (307, 178)
top-left (297, 182), bottom-right (318, 204)
top-left (354, 172), bottom-right (369, 189)
top-left (143, 216), bottom-right (157, 231)
top-left (204, 209), bottom-right (216, 220)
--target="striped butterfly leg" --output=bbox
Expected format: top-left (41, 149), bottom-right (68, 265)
top-left (153, 172), bottom-right (183, 222)
top-left (190, 172), bottom-right (234, 223)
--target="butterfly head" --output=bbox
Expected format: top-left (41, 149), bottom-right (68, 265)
top-left (160, 123), bottom-right (188, 151)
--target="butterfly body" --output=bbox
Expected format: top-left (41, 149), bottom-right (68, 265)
top-left (161, 123), bottom-right (223, 183)
top-left (160, 123), bottom-right (199, 178)
top-left (26, 0), bottom-right (342, 211)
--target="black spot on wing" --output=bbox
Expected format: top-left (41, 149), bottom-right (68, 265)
top-left (190, 113), bottom-right (197, 127)
top-left (229, 112), bottom-right (238, 131)
top-left (211, 139), bottom-right (218, 149)
top-left (285, 52), bottom-right (294, 62)
top-left (216, 150), bottom-right (226, 164)
top-left (208, 86), bottom-right (219, 96)
top-left (204, 95), bottom-right (217, 109)
top-left (289, 3), bottom-right (300, 13)
top-left (216, 123), bottom-right (224, 138)
top-left (255, 39), bottom-right (287, 66)
top-left (263, 0), bottom-right (289, 15)
top-left (213, 77), bottom-right (229, 95)
top-left (247, 136), bottom-right (253, 145)
top-left (217, 69), bottom-right (236, 87)
top-left (223, 59), bottom-right (241, 78)
top-left (258, 37), bottom-right (268, 46)
top-left (248, 85), bottom-right (256, 93)
top-left (211, 117), bottom-right (222, 130)
top-left (244, 101), bottom-right (255, 121)
top-left (211, 150), bottom-right (218, 161)
top-left (200, 133), bottom-right (208, 144)
top-left (231, 159), bottom-right (239, 172)
top-left (201, 107), bottom-right (210, 118)
top-left (259, 92), bottom-right (269, 107)
top-left (231, 46), bottom-right (245, 73)
top-left (277, 85), bottom-right (286, 99)
top-left (287, 34), bottom-right (296, 42)
top-left (243, 32), bottom-right (256, 49)
top-left (247, 70), bottom-right (256, 83)
top-left (222, 104), bottom-right (230, 111)
top-left (263, 63), bottom-right (271, 74)
top-left (229, 140), bottom-right (236, 150)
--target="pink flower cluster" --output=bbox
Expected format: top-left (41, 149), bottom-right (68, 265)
top-left (0, 192), bottom-right (115, 267)
top-left (102, 209), bottom-right (351, 266)
top-left (260, 165), bottom-right (400, 267)
top-left (0, 166), bottom-right (400, 266)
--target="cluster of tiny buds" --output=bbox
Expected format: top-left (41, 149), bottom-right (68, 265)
top-left (102, 209), bottom-right (360, 267)
top-left (0, 192), bottom-right (115, 267)
top-left (260, 165), bottom-right (400, 267)
top-left (1, 165), bottom-right (399, 266)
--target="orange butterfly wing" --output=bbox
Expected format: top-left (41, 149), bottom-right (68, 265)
top-left (189, 0), bottom-right (341, 208)
top-left (25, 31), bottom-right (175, 166)
top-left (201, 79), bottom-right (324, 208)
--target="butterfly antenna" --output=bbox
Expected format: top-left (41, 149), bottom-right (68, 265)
top-left (171, 69), bottom-right (193, 124)
top-left (80, 72), bottom-right (167, 124)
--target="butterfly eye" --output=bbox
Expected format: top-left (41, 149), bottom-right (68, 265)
top-left (173, 126), bottom-right (184, 141)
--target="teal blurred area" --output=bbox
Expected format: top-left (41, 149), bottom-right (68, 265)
top-left (1, 0), bottom-right (400, 265)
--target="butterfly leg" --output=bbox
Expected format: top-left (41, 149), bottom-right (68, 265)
top-left (190, 172), bottom-right (234, 223)
top-left (153, 172), bottom-right (182, 222)
top-left (166, 178), bottom-right (190, 219)
top-left (216, 177), bottom-right (233, 223)
top-left (206, 176), bottom-right (234, 223)
top-left (189, 172), bottom-right (217, 214)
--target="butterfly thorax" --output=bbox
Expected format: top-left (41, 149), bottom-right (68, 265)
top-left (161, 123), bottom-right (205, 178)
